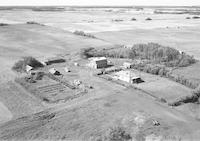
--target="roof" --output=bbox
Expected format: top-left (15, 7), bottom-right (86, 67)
top-left (26, 65), bottom-right (33, 72)
top-left (123, 62), bottom-right (133, 65)
top-left (89, 57), bottom-right (107, 62)
top-left (114, 70), bottom-right (140, 79)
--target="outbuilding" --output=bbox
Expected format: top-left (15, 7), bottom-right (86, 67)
top-left (113, 70), bottom-right (143, 84)
top-left (26, 65), bottom-right (33, 73)
top-left (64, 67), bottom-right (70, 72)
top-left (88, 57), bottom-right (107, 69)
top-left (49, 68), bottom-right (60, 75)
top-left (123, 62), bottom-right (134, 69)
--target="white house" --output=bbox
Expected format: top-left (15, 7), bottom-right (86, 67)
top-left (88, 57), bottom-right (107, 69)
top-left (123, 62), bottom-right (134, 69)
top-left (113, 70), bottom-right (142, 84)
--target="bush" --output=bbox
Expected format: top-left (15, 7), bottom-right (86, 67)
top-left (102, 126), bottom-right (132, 141)
top-left (80, 47), bottom-right (95, 59)
top-left (192, 16), bottom-right (200, 19)
top-left (145, 17), bottom-right (152, 20)
top-left (12, 56), bottom-right (44, 73)
top-left (169, 85), bottom-right (200, 106)
top-left (131, 18), bottom-right (137, 21)
top-left (0, 23), bottom-right (9, 26)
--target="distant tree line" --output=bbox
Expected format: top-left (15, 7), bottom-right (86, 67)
top-left (81, 43), bottom-right (196, 67)
top-left (132, 63), bottom-right (199, 89)
top-left (73, 30), bottom-right (96, 38)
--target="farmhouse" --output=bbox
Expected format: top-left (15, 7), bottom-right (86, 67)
top-left (88, 57), bottom-right (107, 69)
top-left (113, 70), bottom-right (142, 84)
top-left (123, 62), bottom-right (134, 69)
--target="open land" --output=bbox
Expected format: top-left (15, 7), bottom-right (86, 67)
top-left (0, 6), bottom-right (200, 141)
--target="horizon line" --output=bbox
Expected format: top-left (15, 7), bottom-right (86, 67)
top-left (0, 5), bottom-right (200, 7)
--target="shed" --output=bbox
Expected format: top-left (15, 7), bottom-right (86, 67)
top-left (74, 80), bottom-right (82, 86)
top-left (88, 57), bottom-right (107, 69)
top-left (123, 62), bottom-right (134, 69)
top-left (42, 57), bottom-right (65, 65)
top-left (113, 70), bottom-right (143, 84)
top-left (49, 68), bottom-right (60, 75)
top-left (26, 65), bottom-right (33, 73)
top-left (74, 62), bottom-right (79, 66)
top-left (64, 67), bottom-right (70, 72)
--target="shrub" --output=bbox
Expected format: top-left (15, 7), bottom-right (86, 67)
top-left (80, 47), bottom-right (95, 59)
top-left (131, 18), bottom-right (137, 21)
top-left (102, 126), bottom-right (132, 141)
top-left (169, 86), bottom-right (200, 106)
top-left (112, 19), bottom-right (123, 22)
top-left (145, 17), bottom-right (152, 20)
top-left (0, 23), bottom-right (9, 26)
top-left (12, 56), bottom-right (44, 73)
top-left (192, 16), bottom-right (200, 19)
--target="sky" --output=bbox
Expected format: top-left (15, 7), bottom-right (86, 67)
top-left (0, 0), bottom-right (199, 6)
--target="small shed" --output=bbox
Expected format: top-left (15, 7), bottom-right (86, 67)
top-left (74, 62), bottom-right (79, 66)
top-left (123, 62), bottom-right (134, 69)
top-left (26, 65), bottom-right (33, 73)
top-left (74, 80), bottom-right (82, 86)
top-left (49, 68), bottom-right (60, 75)
top-left (64, 67), bottom-right (70, 72)
top-left (113, 70), bottom-right (143, 84)
top-left (88, 57), bottom-right (107, 69)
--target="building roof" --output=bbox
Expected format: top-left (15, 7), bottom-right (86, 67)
top-left (89, 57), bottom-right (107, 62)
top-left (26, 65), bottom-right (33, 72)
top-left (114, 70), bottom-right (140, 79)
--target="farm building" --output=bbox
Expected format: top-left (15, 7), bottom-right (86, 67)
top-left (49, 68), bottom-right (60, 75)
top-left (113, 70), bottom-right (143, 84)
top-left (64, 67), bottom-right (70, 72)
top-left (40, 57), bottom-right (65, 65)
top-left (26, 65), bottom-right (33, 73)
top-left (88, 57), bottom-right (107, 69)
top-left (123, 62), bottom-right (134, 69)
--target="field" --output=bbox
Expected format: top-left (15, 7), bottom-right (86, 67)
top-left (132, 71), bottom-right (192, 103)
top-left (94, 26), bottom-right (200, 60)
top-left (172, 61), bottom-right (200, 86)
top-left (0, 6), bottom-right (200, 140)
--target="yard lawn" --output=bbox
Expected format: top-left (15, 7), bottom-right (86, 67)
top-left (132, 70), bottom-right (193, 103)
top-left (172, 61), bottom-right (200, 87)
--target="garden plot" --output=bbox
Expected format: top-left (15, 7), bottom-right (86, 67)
top-left (16, 73), bottom-right (88, 104)
top-left (36, 83), bottom-right (79, 103)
